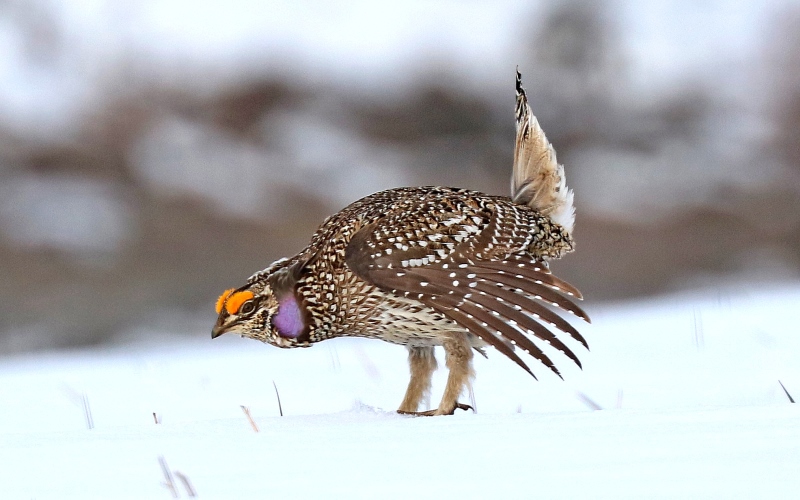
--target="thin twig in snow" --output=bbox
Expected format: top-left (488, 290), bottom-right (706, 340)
top-left (61, 386), bottom-right (94, 430)
top-left (153, 412), bottom-right (160, 424)
top-left (779, 380), bottom-right (795, 403)
top-left (158, 456), bottom-right (178, 498)
top-left (82, 393), bottom-right (94, 430)
top-left (241, 405), bottom-right (259, 432)
top-left (467, 385), bottom-right (477, 413)
top-left (576, 391), bottom-right (603, 411)
top-left (328, 346), bottom-right (341, 372)
top-left (693, 310), bottom-right (704, 350)
top-left (272, 381), bottom-right (284, 417)
top-left (354, 345), bottom-right (381, 380)
top-left (174, 471), bottom-right (197, 497)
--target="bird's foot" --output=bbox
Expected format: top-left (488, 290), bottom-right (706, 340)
top-left (397, 402), bottom-right (474, 417)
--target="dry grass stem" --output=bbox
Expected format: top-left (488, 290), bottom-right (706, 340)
top-left (158, 456), bottom-right (178, 498)
top-left (62, 386), bottom-right (94, 430)
top-left (779, 380), bottom-right (795, 403)
top-left (576, 391), bottom-right (603, 411)
top-left (241, 405), bottom-right (259, 432)
top-left (272, 381), bottom-right (284, 417)
top-left (174, 471), bottom-right (197, 498)
top-left (693, 310), bottom-right (705, 350)
top-left (82, 393), bottom-right (94, 430)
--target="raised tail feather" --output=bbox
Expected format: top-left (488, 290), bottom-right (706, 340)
top-left (511, 69), bottom-right (575, 234)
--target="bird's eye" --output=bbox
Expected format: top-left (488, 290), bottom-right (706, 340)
top-left (239, 300), bottom-right (256, 315)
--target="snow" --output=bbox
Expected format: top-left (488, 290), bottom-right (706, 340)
top-left (1, 285), bottom-right (799, 498)
top-left (2, 406), bottom-right (797, 499)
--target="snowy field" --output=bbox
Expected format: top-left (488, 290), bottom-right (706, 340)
top-left (0, 285), bottom-right (798, 499)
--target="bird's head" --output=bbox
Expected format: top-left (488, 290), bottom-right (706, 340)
top-left (212, 260), bottom-right (309, 348)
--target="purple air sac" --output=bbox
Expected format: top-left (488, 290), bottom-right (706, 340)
top-left (272, 294), bottom-right (304, 339)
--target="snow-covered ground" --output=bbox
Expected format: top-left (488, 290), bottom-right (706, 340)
top-left (1, 285), bottom-right (798, 498)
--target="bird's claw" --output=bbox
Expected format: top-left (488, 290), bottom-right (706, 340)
top-left (397, 402), bottom-right (474, 417)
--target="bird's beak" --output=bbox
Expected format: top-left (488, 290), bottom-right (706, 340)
top-left (211, 319), bottom-right (227, 339)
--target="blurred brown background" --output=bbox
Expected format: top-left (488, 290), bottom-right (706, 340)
top-left (1, 0), bottom-right (799, 353)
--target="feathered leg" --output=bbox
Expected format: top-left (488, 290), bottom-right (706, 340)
top-left (399, 332), bottom-right (475, 416)
top-left (435, 332), bottom-right (475, 415)
top-left (397, 346), bottom-right (437, 413)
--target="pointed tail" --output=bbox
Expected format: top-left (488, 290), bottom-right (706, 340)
top-left (511, 69), bottom-right (575, 234)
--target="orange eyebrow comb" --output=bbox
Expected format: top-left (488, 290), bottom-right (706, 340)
top-left (216, 289), bottom-right (254, 315)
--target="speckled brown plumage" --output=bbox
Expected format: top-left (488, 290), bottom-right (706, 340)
top-left (212, 70), bottom-right (590, 416)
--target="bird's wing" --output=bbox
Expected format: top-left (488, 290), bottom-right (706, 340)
top-left (345, 195), bottom-right (589, 378)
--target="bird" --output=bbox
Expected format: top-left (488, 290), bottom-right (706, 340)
top-left (212, 70), bottom-right (590, 416)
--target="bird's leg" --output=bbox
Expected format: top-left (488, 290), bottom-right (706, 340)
top-left (397, 346), bottom-right (437, 413)
top-left (434, 332), bottom-right (475, 415)
top-left (398, 333), bottom-right (475, 416)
